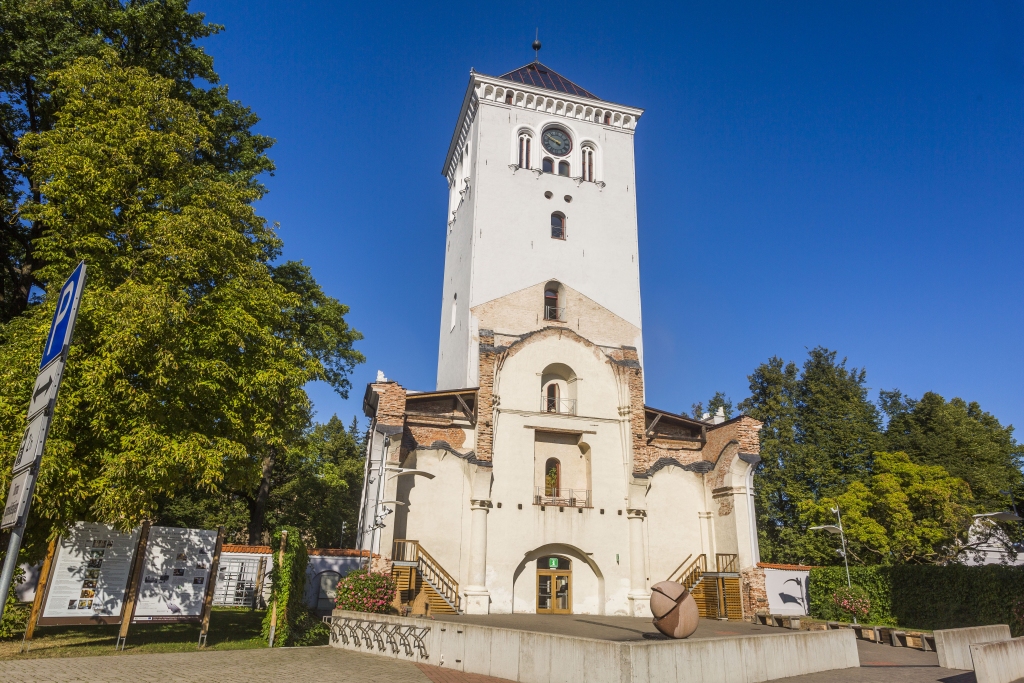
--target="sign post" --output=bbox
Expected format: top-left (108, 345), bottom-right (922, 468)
top-left (0, 262), bottom-right (86, 624)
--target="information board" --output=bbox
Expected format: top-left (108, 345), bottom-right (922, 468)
top-left (133, 526), bottom-right (218, 622)
top-left (39, 522), bottom-right (141, 625)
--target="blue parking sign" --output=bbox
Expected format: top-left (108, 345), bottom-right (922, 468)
top-left (40, 261), bottom-right (86, 369)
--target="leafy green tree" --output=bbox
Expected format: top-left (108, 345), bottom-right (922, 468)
top-left (738, 356), bottom-right (803, 562)
top-left (880, 390), bottom-right (1024, 511)
top-left (740, 348), bottom-right (882, 564)
top-left (690, 391), bottom-right (733, 421)
top-left (800, 452), bottom-right (976, 565)
top-left (0, 52), bottom-right (360, 560)
top-left (265, 416), bottom-right (366, 548)
top-left (0, 0), bottom-right (271, 322)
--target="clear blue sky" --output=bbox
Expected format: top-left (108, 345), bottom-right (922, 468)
top-left (193, 0), bottom-right (1024, 434)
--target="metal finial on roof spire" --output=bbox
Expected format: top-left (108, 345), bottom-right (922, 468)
top-left (532, 29), bottom-right (541, 61)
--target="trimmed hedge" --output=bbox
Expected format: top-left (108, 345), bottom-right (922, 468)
top-left (809, 564), bottom-right (1024, 635)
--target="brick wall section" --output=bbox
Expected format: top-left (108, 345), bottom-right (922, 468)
top-left (475, 330), bottom-right (498, 462)
top-left (704, 416), bottom-right (763, 464)
top-left (621, 347), bottom-right (653, 474)
top-left (371, 381), bottom-right (407, 427)
top-left (404, 424), bottom-right (468, 451)
top-left (740, 566), bottom-right (769, 619)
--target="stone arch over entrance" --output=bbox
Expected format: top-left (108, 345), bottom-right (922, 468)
top-left (511, 543), bottom-right (606, 615)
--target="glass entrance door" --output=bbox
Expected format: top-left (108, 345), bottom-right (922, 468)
top-left (536, 572), bottom-right (571, 613)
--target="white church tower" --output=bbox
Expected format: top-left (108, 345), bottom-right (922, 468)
top-left (358, 54), bottom-right (767, 621)
top-left (436, 61), bottom-right (645, 390)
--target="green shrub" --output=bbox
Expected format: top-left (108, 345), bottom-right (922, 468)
top-left (832, 585), bottom-right (870, 620)
top-left (0, 566), bottom-right (28, 639)
top-left (809, 564), bottom-right (1024, 634)
top-left (335, 569), bottom-right (396, 613)
top-left (809, 566), bottom-right (896, 625)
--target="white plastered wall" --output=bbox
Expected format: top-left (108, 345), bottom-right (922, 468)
top-left (437, 81), bottom-right (644, 390)
top-left (481, 333), bottom-right (636, 615)
top-left (644, 467), bottom-right (709, 583)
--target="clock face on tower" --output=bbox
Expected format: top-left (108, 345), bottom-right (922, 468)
top-left (541, 128), bottom-right (572, 157)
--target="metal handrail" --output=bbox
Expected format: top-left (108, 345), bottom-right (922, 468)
top-left (541, 395), bottom-right (577, 415)
top-left (533, 487), bottom-right (591, 508)
top-left (544, 305), bottom-right (565, 321)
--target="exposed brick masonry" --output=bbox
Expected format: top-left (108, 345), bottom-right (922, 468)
top-left (740, 565), bottom-right (769, 619)
top-left (475, 330), bottom-right (498, 462)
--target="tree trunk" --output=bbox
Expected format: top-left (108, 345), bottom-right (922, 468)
top-left (247, 447), bottom-right (277, 544)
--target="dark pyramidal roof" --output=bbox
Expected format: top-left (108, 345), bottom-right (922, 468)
top-left (498, 62), bottom-right (598, 100)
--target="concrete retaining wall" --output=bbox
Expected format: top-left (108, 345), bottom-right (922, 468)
top-left (330, 610), bottom-right (859, 683)
top-left (934, 625), bottom-right (1012, 670)
top-left (971, 638), bottom-right (1024, 683)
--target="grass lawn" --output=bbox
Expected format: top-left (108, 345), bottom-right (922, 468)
top-left (0, 607), bottom-right (268, 660)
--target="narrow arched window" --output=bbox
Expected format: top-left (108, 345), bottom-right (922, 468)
top-left (581, 147), bottom-right (595, 182)
top-left (604, 112), bottom-right (611, 125)
top-left (546, 385), bottom-right (559, 414)
top-left (545, 457), bottom-right (560, 494)
top-left (544, 288), bottom-right (560, 320)
top-left (543, 157), bottom-right (554, 174)
top-left (558, 161), bottom-right (570, 177)
top-left (505, 90), bottom-right (514, 104)
top-left (518, 134), bottom-right (532, 168)
top-left (550, 213), bottom-right (565, 240)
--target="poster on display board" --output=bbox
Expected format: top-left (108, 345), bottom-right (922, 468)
top-left (38, 522), bottom-right (140, 625)
top-left (132, 526), bottom-right (218, 622)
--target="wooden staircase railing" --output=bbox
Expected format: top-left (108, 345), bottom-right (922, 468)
top-left (671, 553), bottom-right (707, 591)
top-left (392, 540), bottom-right (460, 613)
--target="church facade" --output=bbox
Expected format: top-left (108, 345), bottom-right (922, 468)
top-left (357, 61), bottom-right (768, 619)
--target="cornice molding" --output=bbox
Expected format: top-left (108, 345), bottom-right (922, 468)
top-left (443, 71), bottom-right (643, 183)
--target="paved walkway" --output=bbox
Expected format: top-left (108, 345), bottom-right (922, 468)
top-left (0, 646), bottom-right (518, 683)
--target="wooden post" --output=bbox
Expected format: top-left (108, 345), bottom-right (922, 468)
top-left (22, 538), bottom-right (57, 650)
top-left (267, 530), bottom-right (287, 647)
top-left (197, 526), bottom-right (225, 648)
top-left (116, 521), bottom-right (151, 651)
top-left (253, 556), bottom-right (267, 610)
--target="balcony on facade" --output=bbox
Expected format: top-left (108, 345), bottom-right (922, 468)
top-left (533, 487), bottom-right (591, 508)
top-left (544, 305), bottom-right (565, 322)
top-left (541, 395), bottom-right (576, 415)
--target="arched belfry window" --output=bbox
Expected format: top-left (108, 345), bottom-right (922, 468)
top-left (558, 161), bottom-right (570, 177)
top-left (543, 157), bottom-right (554, 174)
top-left (550, 213), bottom-right (565, 240)
top-left (518, 133), bottom-right (532, 169)
top-left (544, 287), bottom-right (560, 321)
top-left (544, 457), bottom-right (560, 495)
top-left (581, 146), bottom-right (595, 182)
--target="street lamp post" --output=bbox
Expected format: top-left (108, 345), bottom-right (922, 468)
top-left (810, 505), bottom-right (855, 622)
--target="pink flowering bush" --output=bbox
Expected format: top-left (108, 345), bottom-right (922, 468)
top-left (831, 585), bottom-right (871, 620)
top-left (335, 570), bottom-right (397, 614)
